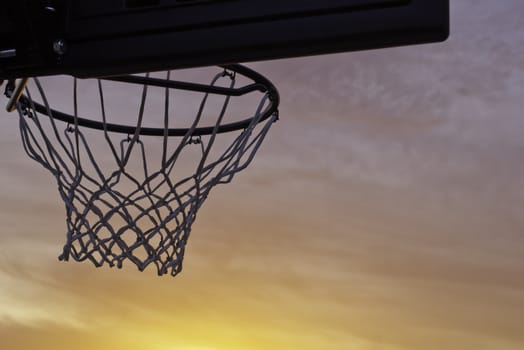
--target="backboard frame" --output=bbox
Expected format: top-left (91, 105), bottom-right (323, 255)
top-left (0, 0), bottom-right (449, 79)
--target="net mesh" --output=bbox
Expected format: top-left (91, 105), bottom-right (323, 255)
top-left (13, 67), bottom-right (277, 276)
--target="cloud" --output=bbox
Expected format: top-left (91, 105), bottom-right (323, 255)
top-left (0, 241), bottom-right (88, 329)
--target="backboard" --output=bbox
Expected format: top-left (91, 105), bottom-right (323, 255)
top-left (0, 0), bottom-right (449, 79)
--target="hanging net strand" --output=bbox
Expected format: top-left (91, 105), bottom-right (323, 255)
top-left (10, 65), bottom-right (279, 276)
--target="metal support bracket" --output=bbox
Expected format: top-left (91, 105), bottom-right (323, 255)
top-left (6, 78), bottom-right (29, 112)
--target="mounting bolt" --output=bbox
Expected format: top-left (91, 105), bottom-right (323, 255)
top-left (53, 39), bottom-right (67, 55)
top-left (42, 0), bottom-right (56, 12)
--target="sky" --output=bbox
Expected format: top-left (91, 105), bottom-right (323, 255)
top-left (1, 0), bottom-right (524, 349)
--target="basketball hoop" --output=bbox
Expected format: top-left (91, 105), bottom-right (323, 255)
top-left (5, 64), bottom-right (279, 276)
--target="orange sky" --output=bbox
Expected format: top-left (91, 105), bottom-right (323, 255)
top-left (1, 1), bottom-right (524, 349)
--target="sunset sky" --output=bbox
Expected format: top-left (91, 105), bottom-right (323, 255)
top-left (1, 1), bottom-right (523, 349)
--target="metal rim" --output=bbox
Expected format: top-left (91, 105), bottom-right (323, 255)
top-left (20, 64), bottom-right (279, 137)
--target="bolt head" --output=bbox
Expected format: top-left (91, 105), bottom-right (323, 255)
top-left (53, 39), bottom-right (67, 55)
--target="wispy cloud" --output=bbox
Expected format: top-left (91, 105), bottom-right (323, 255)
top-left (0, 241), bottom-right (88, 329)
